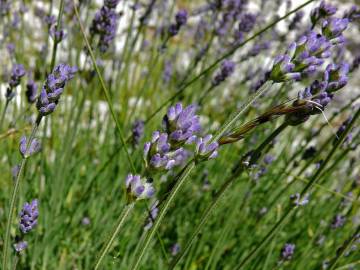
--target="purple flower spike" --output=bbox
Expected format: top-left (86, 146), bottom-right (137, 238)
top-left (19, 200), bottom-right (39, 234)
top-left (310, 1), bottom-right (337, 24)
top-left (322, 17), bottom-right (349, 40)
top-left (14, 241), bottom-right (28, 253)
top-left (9, 64), bottom-right (26, 88)
top-left (125, 174), bottom-right (155, 201)
top-left (163, 103), bottom-right (201, 145)
top-left (168, 9), bottom-right (188, 36)
top-left (323, 62), bottom-right (349, 92)
top-left (36, 64), bottom-right (77, 116)
top-left (19, 136), bottom-right (41, 158)
top-left (26, 80), bottom-right (38, 104)
top-left (195, 135), bottom-right (219, 161)
top-left (212, 60), bottom-right (236, 86)
top-left (280, 243), bottom-right (295, 261)
top-left (132, 119), bottom-right (145, 147)
top-left (90, 5), bottom-right (120, 52)
top-left (238, 13), bottom-right (256, 33)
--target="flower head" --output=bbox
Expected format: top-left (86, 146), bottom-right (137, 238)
top-left (26, 80), bottom-right (38, 104)
top-left (194, 135), bottom-right (219, 161)
top-left (36, 63), bottom-right (77, 116)
top-left (90, 6), bottom-right (119, 52)
top-left (163, 103), bottom-right (201, 146)
top-left (125, 174), bottom-right (155, 201)
top-left (212, 60), bottom-right (235, 86)
top-left (19, 200), bottom-right (39, 234)
top-left (19, 136), bottom-right (41, 158)
top-left (310, 1), bottom-right (337, 25)
top-left (168, 9), bottom-right (188, 36)
top-left (322, 17), bottom-right (349, 40)
top-left (280, 243), bottom-right (295, 261)
top-left (14, 241), bottom-right (28, 253)
top-left (9, 64), bottom-right (26, 88)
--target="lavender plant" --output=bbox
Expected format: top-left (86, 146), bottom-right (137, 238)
top-left (0, 0), bottom-right (360, 270)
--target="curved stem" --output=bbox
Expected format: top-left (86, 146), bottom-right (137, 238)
top-left (169, 123), bottom-right (288, 269)
top-left (131, 162), bottom-right (196, 270)
top-left (94, 203), bottom-right (135, 270)
top-left (49, 0), bottom-right (65, 71)
top-left (73, 0), bottom-right (136, 174)
top-left (235, 107), bottom-right (360, 270)
top-left (2, 115), bottom-right (42, 270)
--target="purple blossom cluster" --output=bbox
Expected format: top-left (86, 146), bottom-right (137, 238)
top-left (19, 136), bottom-right (41, 158)
top-left (168, 10), bottom-right (188, 36)
top-left (19, 200), bottom-right (39, 234)
top-left (36, 63), bottom-right (77, 116)
top-left (280, 243), bottom-right (295, 261)
top-left (6, 64), bottom-right (26, 99)
top-left (269, 15), bottom-right (349, 83)
top-left (125, 174), bottom-right (155, 201)
top-left (132, 119), bottom-right (145, 147)
top-left (90, 0), bottom-right (120, 52)
top-left (310, 1), bottom-right (337, 25)
top-left (286, 62), bottom-right (350, 125)
top-left (212, 60), bottom-right (236, 86)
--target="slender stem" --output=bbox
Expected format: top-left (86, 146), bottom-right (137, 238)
top-left (0, 99), bottom-right (10, 131)
top-left (328, 225), bottom-right (360, 270)
top-left (94, 203), bottom-right (135, 270)
top-left (235, 107), bottom-right (360, 270)
top-left (169, 123), bottom-right (288, 269)
top-left (49, 0), bottom-right (65, 71)
top-left (73, 0), bottom-right (136, 173)
top-left (2, 115), bottom-right (42, 270)
top-left (212, 80), bottom-right (273, 142)
top-left (131, 162), bottom-right (196, 270)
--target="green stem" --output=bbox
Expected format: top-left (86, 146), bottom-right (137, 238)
top-left (73, 0), bottom-right (136, 173)
top-left (2, 114), bottom-right (42, 270)
top-left (0, 99), bottom-right (10, 131)
top-left (169, 123), bottom-right (287, 269)
top-left (94, 203), bottom-right (135, 270)
top-left (49, 0), bottom-right (65, 71)
top-left (130, 162), bottom-right (196, 270)
top-left (213, 80), bottom-right (273, 142)
top-left (328, 225), bottom-right (360, 270)
top-left (235, 107), bottom-right (360, 270)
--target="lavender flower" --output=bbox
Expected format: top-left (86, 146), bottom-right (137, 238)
top-left (168, 10), bottom-right (188, 36)
top-left (132, 120), bottom-right (144, 147)
top-left (194, 135), bottom-right (219, 161)
top-left (19, 200), bottom-right (39, 234)
top-left (26, 80), bottom-right (38, 104)
top-left (290, 193), bottom-right (310, 206)
top-left (344, 5), bottom-right (360, 22)
top-left (310, 1), bottom-right (337, 25)
top-left (331, 214), bottom-right (346, 229)
top-left (162, 103), bottom-right (201, 146)
top-left (212, 60), bottom-right (235, 86)
top-left (289, 11), bottom-right (304, 30)
top-left (125, 174), bottom-right (155, 201)
top-left (280, 243), bottom-right (295, 261)
top-left (323, 62), bottom-right (349, 92)
top-left (19, 136), bottom-right (41, 158)
top-left (238, 13), bottom-right (256, 33)
top-left (90, 6), bottom-right (119, 52)
top-left (8, 64), bottom-right (26, 88)
top-left (50, 24), bottom-right (66, 42)
top-left (36, 63), bottom-right (77, 116)
top-left (144, 201), bottom-right (159, 230)
top-left (14, 241), bottom-right (28, 253)
top-left (163, 60), bottom-right (173, 83)
top-left (322, 17), bottom-right (349, 40)
top-left (143, 131), bottom-right (187, 171)
top-left (171, 243), bottom-right (181, 256)
top-left (6, 43), bottom-right (15, 55)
